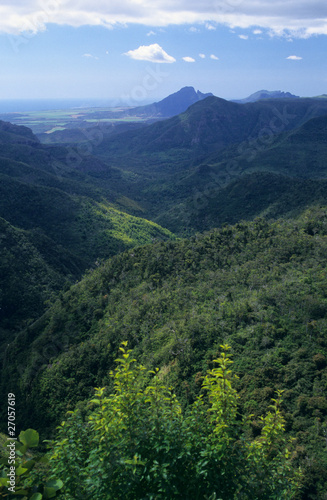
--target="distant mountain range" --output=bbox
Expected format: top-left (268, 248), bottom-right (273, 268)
top-left (2, 86), bottom-right (322, 144)
top-left (92, 94), bottom-right (327, 165)
top-left (233, 89), bottom-right (300, 103)
top-left (37, 86), bottom-right (213, 143)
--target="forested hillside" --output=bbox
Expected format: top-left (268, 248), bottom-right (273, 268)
top-left (85, 99), bottom-right (327, 235)
top-left (2, 209), bottom-right (327, 497)
top-left (0, 120), bottom-right (176, 334)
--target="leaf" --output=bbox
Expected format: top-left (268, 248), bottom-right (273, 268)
top-left (19, 429), bottom-right (39, 448)
top-left (30, 494), bottom-right (43, 500)
top-left (16, 465), bottom-right (28, 476)
top-left (22, 459), bottom-right (36, 470)
top-left (43, 486), bottom-right (59, 498)
top-left (16, 442), bottom-right (28, 455)
top-left (44, 479), bottom-right (64, 491)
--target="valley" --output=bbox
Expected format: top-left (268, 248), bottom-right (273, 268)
top-left (1, 88), bottom-right (327, 498)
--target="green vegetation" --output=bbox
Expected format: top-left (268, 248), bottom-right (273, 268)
top-left (0, 345), bottom-right (301, 499)
top-left (0, 429), bottom-right (63, 498)
top-left (0, 122), bottom-right (176, 333)
top-left (48, 343), bottom-right (302, 499)
top-left (155, 172), bottom-right (327, 235)
top-left (0, 217), bottom-right (74, 334)
top-left (2, 209), bottom-right (327, 497)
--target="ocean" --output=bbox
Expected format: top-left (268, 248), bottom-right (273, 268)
top-left (0, 99), bottom-right (117, 113)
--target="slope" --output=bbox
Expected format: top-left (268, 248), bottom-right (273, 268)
top-left (154, 172), bottom-right (327, 234)
top-left (93, 96), bottom-right (327, 173)
top-left (0, 122), bottom-right (177, 332)
top-left (126, 113), bottom-right (327, 234)
top-left (0, 217), bottom-right (78, 335)
top-left (2, 208), bottom-right (327, 497)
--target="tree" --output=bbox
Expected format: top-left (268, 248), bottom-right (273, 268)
top-left (49, 342), bottom-right (302, 499)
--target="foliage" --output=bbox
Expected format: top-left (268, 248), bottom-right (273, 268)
top-left (0, 428), bottom-right (63, 499)
top-left (50, 343), bottom-right (301, 499)
top-left (2, 210), bottom-right (327, 496)
top-left (0, 158), bottom-right (175, 333)
top-left (0, 218), bottom-right (71, 333)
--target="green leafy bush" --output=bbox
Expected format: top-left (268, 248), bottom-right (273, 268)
top-left (50, 343), bottom-right (302, 499)
top-left (0, 428), bottom-right (63, 499)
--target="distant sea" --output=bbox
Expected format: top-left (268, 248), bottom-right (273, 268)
top-left (0, 99), bottom-right (118, 113)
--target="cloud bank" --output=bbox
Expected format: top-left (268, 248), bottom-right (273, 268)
top-left (1, 0), bottom-right (327, 37)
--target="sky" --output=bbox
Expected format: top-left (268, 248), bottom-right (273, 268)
top-left (0, 1), bottom-right (327, 104)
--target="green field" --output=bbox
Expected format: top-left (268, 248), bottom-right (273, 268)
top-left (0, 106), bottom-right (145, 134)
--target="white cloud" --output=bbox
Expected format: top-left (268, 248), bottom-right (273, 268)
top-left (189, 26), bottom-right (199, 32)
top-left (205, 23), bottom-right (216, 31)
top-left (199, 53), bottom-right (206, 58)
top-left (253, 29), bottom-right (263, 35)
top-left (124, 43), bottom-right (176, 63)
top-left (1, 1), bottom-right (327, 37)
top-left (147, 30), bottom-right (156, 36)
top-left (210, 54), bottom-right (219, 60)
top-left (182, 56), bottom-right (195, 62)
top-left (83, 53), bottom-right (99, 59)
top-left (239, 34), bottom-right (248, 39)
top-left (286, 55), bottom-right (303, 59)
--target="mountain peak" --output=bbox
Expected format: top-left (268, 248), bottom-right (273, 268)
top-left (152, 86), bottom-right (213, 117)
top-left (233, 89), bottom-right (300, 103)
top-left (129, 87), bottom-right (213, 119)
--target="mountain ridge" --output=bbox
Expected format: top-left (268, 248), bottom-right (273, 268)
top-left (127, 86), bottom-right (213, 118)
top-left (233, 89), bottom-right (300, 103)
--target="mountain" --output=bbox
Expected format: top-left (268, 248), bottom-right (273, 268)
top-left (154, 172), bottom-right (327, 235)
top-left (3, 96), bottom-right (327, 328)
top-left (0, 217), bottom-right (77, 336)
top-left (127, 86), bottom-right (213, 118)
top-left (151, 113), bottom-right (327, 233)
top-left (35, 87), bottom-right (213, 144)
top-left (94, 95), bottom-right (327, 166)
top-left (0, 120), bottom-right (38, 144)
top-left (0, 121), bottom-right (176, 332)
top-left (2, 209), bottom-right (327, 496)
top-left (10, 95), bottom-right (327, 242)
top-left (86, 96), bottom-right (327, 232)
top-left (37, 121), bottom-right (147, 144)
top-left (233, 89), bottom-right (300, 103)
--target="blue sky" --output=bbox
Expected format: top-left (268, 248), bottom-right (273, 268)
top-left (0, 1), bottom-right (327, 103)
